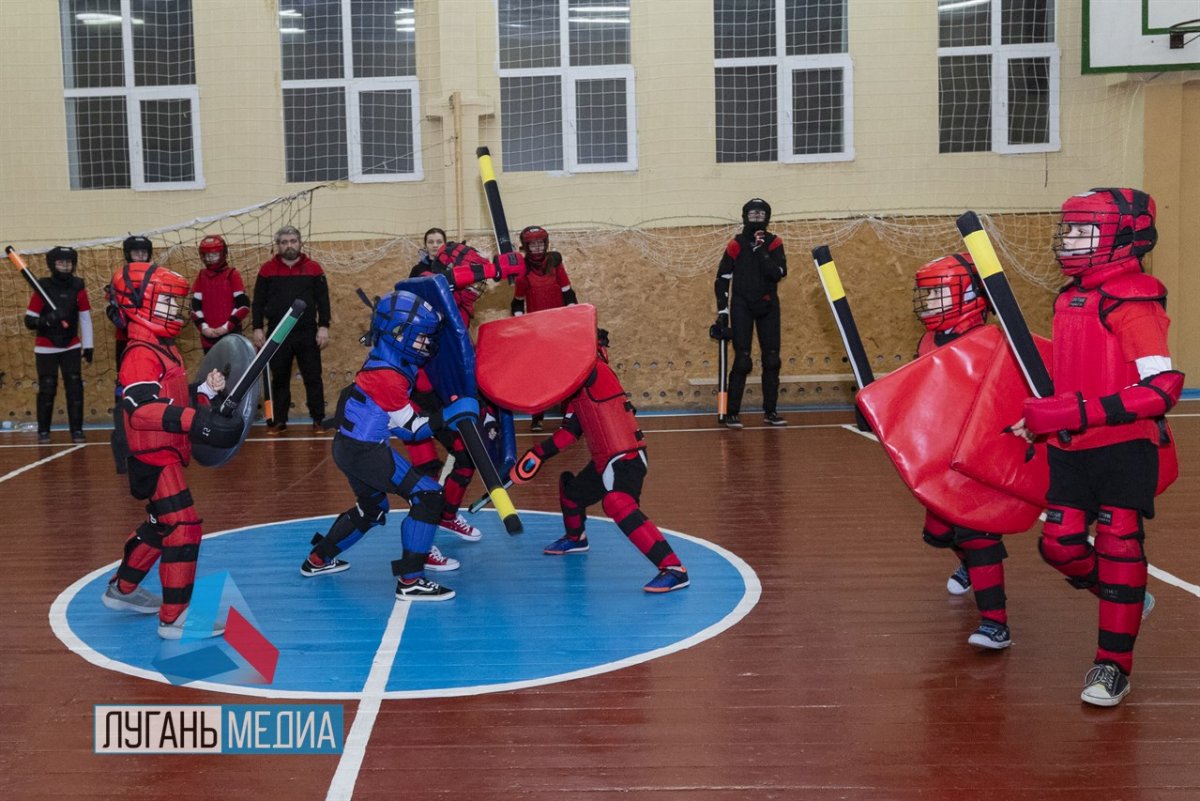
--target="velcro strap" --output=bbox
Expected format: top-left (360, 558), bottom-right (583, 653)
top-left (147, 489), bottom-right (195, 517)
top-left (963, 541), bottom-right (1008, 568)
top-left (162, 586), bottom-right (193, 605)
top-left (162, 404), bottom-right (187, 433)
top-left (1099, 393), bottom-right (1136, 425)
top-left (973, 585), bottom-right (1007, 612)
top-left (161, 543), bottom-right (200, 564)
top-left (616, 509), bottom-right (649, 537)
top-left (1097, 582), bottom-right (1146, 604)
top-left (1098, 629), bottom-right (1136, 654)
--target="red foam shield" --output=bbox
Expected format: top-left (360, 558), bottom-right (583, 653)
top-left (476, 304), bottom-right (598, 414)
top-left (856, 325), bottom-right (1049, 534)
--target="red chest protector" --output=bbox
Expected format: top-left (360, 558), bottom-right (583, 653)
top-left (121, 338), bottom-right (193, 466)
top-left (524, 265), bottom-right (565, 313)
top-left (1052, 263), bottom-right (1165, 450)
top-left (570, 361), bottom-right (643, 470)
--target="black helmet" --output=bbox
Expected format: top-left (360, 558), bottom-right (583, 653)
top-left (46, 246), bottom-right (78, 274)
top-left (122, 235), bottom-right (153, 264)
top-left (741, 198), bottom-right (772, 229)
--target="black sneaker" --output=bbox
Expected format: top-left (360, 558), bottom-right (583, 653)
top-left (300, 556), bottom-right (351, 577)
top-left (37, 431), bottom-right (51, 444)
top-left (1081, 661), bottom-right (1130, 707)
top-left (967, 619), bottom-right (1012, 650)
top-left (947, 563), bottom-right (972, 596)
top-left (723, 414), bottom-right (742, 429)
top-left (763, 412), bottom-right (786, 427)
top-left (395, 576), bottom-right (455, 601)
top-left (530, 418), bottom-right (543, 433)
top-left (71, 430), bottom-right (86, 443)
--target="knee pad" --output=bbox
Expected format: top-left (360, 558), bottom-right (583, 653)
top-left (37, 374), bottom-right (58, 395)
top-left (409, 490), bottom-right (445, 524)
top-left (352, 493), bottom-right (389, 530)
top-left (922, 512), bottom-right (955, 549)
top-left (732, 351), bottom-right (753, 375)
top-left (762, 350), bottom-right (781, 373)
top-left (1095, 507), bottom-right (1146, 562)
top-left (1039, 506), bottom-right (1095, 587)
top-left (63, 371), bottom-right (84, 393)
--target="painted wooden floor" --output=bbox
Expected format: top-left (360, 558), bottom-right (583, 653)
top-left (2, 406), bottom-right (1198, 800)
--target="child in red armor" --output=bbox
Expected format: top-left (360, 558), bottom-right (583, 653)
top-left (508, 330), bottom-right (689, 593)
top-left (913, 254), bottom-right (1011, 650)
top-left (1013, 188), bottom-right (1183, 707)
top-left (511, 226), bottom-right (578, 432)
top-left (100, 261), bottom-right (244, 639)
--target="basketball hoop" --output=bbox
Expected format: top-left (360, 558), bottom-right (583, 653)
top-left (1168, 18), bottom-right (1200, 50)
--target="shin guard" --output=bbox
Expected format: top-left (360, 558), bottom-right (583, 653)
top-left (1094, 506), bottom-right (1147, 675)
top-left (601, 491), bottom-right (680, 570)
top-left (957, 530), bottom-right (1008, 624)
top-left (559, 471), bottom-right (587, 537)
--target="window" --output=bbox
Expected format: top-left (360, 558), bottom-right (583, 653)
top-left (279, 1), bottom-right (422, 183)
top-left (937, 0), bottom-right (1059, 154)
top-left (59, 0), bottom-right (203, 190)
top-left (498, 0), bottom-right (637, 173)
top-left (713, 0), bottom-right (852, 164)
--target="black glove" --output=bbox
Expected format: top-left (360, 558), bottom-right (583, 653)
top-left (40, 306), bottom-right (65, 327)
top-left (709, 317), bottom-right (732, 341)
top-left (189, 406), bottom-right (244, 448)
top-left (82, 348), bottom-right (94, 364)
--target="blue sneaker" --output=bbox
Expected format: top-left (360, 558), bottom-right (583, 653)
top-left (947, 563), bottom-right (971, 596)
top-left (544, 535), bottom-right (589, 555)
top-left (644, 567), bottom-right (689, 593)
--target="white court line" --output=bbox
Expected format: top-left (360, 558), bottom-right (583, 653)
top-left (0, 444), bottom-right (85, 483)
top-left (837, 424), bottom-right (1200, 600)
top-left (326, 600), bottom-right (411, 801)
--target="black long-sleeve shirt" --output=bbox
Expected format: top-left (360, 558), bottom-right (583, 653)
top-left (251, 254), bottom-right (331, 332)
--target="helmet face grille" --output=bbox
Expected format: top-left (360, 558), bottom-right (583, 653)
top-left (912, 254), bottom-right (986, 332)
top-left (1055, 188), bottom-right (1157, 274)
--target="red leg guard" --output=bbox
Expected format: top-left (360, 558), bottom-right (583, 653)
top-left (957, 532), bottom-right (1008, 624)
top-left (1094, 506), bottom-right (1147, 675)
top-left (923, 510), bottom-right (964, 561)
top-left (441, 460), bottom-right (474, 516)
top-left (405, 439), bottom-right (439, 470)
top-left (146, 463), bottom-right (202, 625)
top-left (601, 491), bottom-right (681, 570)
top-left (115, 520), bottom-right (166, 594)
top-left (559, 472), bottom-right (587, 537)
top-left (1039, 506), bottom-right (1096, 588)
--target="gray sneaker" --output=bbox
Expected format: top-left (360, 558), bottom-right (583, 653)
top-left (101, 580), bottom-right (161, 614)
top-left (1142, 590), bottom-right (1155, 621)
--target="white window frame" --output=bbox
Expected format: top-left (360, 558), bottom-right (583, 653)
top-left (936, 0), bottom-right (1060, 155)
top-left (60, 0), bottom-right (204, 191)
top-left (280, 0), bottom-right (423, 183)
top-left (498, 1), bottom-right (639, 174)
top-left (713, 0), bottom-right (855, 164)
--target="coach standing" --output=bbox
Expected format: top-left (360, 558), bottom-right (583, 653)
top-left (252, 225), bottom-right (331, 434)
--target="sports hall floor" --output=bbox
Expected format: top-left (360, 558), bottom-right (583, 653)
top-left (2, 405), bottom-right (1198, 801)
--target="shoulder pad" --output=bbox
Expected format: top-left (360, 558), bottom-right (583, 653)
top-left (1099, 273), bottom-right (1166, 302)
top-left (546, 251), bottom-right (563, 269)
top-left (725, 240), bottom-right (741, 259)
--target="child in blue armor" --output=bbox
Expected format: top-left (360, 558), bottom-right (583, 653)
top-left (300, 290), bottom-right (478, 601)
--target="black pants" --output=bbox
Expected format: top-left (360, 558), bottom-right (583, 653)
top-left (36, 349), bottom-right (84, 434)
top-left (727, 295), bottom-right (781, 415)
top-left (269, 328), bottom-right (325, 425)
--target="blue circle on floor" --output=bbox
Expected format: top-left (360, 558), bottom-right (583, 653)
top-left (53, 511), bottom-right (759, 698)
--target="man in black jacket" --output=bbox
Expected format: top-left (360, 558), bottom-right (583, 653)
top-left (252, 226), bottom-right (331, 433)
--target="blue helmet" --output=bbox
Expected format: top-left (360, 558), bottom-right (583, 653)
top-left (369, 290), bottom-right (442, 366)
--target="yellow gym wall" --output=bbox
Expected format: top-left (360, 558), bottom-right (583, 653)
top-left (0, 1), bottom-right (1194, 425)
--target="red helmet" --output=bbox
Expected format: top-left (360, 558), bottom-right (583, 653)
top-left (913, 253), bottom-right (988, 333)
top-left (519, 226), bottom-right (549, 266)
top-left (198, 234), bottom-right (228, 269)
top-left (111, 262), bottom-right (191, 337)
top-left (1054, 188), bottom-right (1156, 276)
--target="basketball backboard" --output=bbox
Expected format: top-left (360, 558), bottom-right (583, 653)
top-left (1084, 0), bottom-right (1200, 73)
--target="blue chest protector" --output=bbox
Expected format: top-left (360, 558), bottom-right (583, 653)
top-left (337, 357), bottom-right (421, 444)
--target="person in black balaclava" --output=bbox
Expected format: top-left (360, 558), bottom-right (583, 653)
top-left (23, 246), bottom-right (94, 443)
top-left (711, 198), bottom-right (788, 428)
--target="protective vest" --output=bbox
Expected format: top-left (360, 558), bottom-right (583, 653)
top-left (1052, 260), bottom-right (1165, 450)
top-left (522, 262), bottom-right (568, 313)
top-left (36, 276), bottom-right (84, 348)
top-left (122, 338), bottom-right (193, 466)
top-left (337, 358), bottom-right (418, 444)
top-left (569, 361), bottom-right (643, 470)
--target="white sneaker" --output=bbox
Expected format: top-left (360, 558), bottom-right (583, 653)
top-left (102, 580), bottom-right (161, 614)
top-left (946, 564), bottom-right (971, 596)
top-left (424, 545), bottom-right (460, 572)
top-left (439, 513), bottom-right (482, 542)
top-left (1142, 590), bottom-right (1155, 622)
top-left (1080, 662), bottom-right (1130, 707)
top-left (158, 609), bottom-right (226, 640)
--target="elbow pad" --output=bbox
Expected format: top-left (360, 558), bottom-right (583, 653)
top-left (562, 287), bottom-right (578, 306)
top-left (1092, 370), bottom-right (1185, 426)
